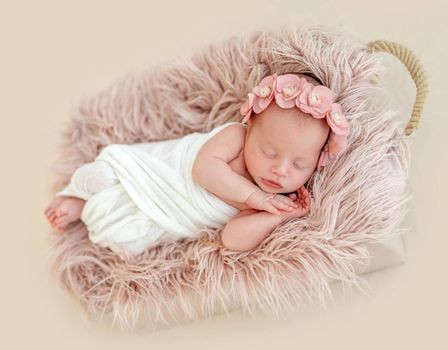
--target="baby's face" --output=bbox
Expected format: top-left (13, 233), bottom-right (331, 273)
top-left (244, 102), bottom-right (330, 194)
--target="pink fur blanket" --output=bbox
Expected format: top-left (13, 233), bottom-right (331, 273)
top-left (45, 24), bottom-right (411, 331)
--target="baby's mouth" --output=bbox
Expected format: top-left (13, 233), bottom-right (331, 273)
top-left (261, 177), bottom-right (282, 189)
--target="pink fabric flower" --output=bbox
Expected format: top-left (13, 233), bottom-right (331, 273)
top-left (252, 74), bottom-right (277, 113)
top-left (326, 103), bottom-right (350, 136)
top-left (296, 83), bottom-right (333, 118)
top-left (274, 74), bottom-right (305, 108)
top-left (240, 92), bottom-right (255, 124)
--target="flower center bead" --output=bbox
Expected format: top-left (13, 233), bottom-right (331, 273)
top-left (259, 86), bottom-right (271, 97)
top-left (282, 86), bottom-right (296, 97)
top-left (309, 93), bottom-right (321, 106)
top-left (332, 112), bottom-right (342, 125)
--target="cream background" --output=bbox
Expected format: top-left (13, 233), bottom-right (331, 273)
top-left (1, 0), bottom-right (447, 348)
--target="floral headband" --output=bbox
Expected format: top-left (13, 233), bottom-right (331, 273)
top-left (240, 73), bottom-right (350, 170)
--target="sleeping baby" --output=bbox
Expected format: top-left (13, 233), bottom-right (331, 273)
top-left (44, 72), bottom-right (350, 257)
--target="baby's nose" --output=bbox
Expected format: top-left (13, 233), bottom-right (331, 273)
top-left (272, 164), bottom-right (289, 176)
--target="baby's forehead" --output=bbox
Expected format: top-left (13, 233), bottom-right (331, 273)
top-left (255, 111), bottom-right (329, 149)
top-left (263, 101), bottom-right (310, 119)
top-left (259, 120), bottom-right (324, 146)
top-left (260, 105), bottom-right (323, 131)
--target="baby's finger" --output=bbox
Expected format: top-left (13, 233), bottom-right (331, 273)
top-left (276, 194), bottom-right (298, 208)
top-left (276, 194), bottom-right (292, 202)
top-left (299, 189), bottom-right (311, 209)
top-left (268, 204), bottom-right (281, 215)
top-left (272, 200), bottom-right (294, 211)
top-left (298, 187), bottom-right (309, 201)
top-left (288, 193), bottom-right (298, 201)
top-left (300, 186), bottom-right (310, 197)
top-left (304, 190), bottom-right (311, 203)
top-left (274, 197), bottom-right (297, 210)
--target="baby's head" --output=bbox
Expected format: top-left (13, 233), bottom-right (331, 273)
top-left (240, 73), bottom-right (350, 194)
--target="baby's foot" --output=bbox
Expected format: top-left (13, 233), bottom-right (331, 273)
top-left (44, 196), bottom-right (86, 233)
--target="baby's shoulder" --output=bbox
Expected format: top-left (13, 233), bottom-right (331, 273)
top-left (213, 123), bottom-right (247, 147)
top-left (218, 122), bottom-right (247, 138)
top-left (197, 123), bottom-right (246, 162)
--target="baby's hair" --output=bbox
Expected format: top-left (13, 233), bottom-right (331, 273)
top-left (288, 71), bottom-right (322, 86)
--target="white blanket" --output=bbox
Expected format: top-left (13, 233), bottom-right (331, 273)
top-left (57, 122), bottom-right (241, 255)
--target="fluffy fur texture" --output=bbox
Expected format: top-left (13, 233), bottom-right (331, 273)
top-left (45, 24), bottom-right (411, 331)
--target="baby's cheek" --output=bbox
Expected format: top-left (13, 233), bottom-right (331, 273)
top-left (291, 172), bottom-right (309, 189)
top-left (249, 157), bottom-right (263, 169)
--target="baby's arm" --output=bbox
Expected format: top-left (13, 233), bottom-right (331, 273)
top-left (221, 189), bottom-right (311, 251)
top-left (221, 209), bottom-right (282, 251)
top-left (192, 124), bottom-right (259, 204)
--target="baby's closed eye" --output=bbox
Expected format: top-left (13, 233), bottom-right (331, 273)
top-left (260, 147), bottom-right (308, 170)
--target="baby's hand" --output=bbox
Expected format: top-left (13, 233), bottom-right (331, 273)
top-left (245, 188), bottom-right (298, 215)
top-left (277, 186), bottom-right (311, 222)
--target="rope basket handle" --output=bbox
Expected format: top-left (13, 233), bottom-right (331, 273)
top-left (367, 40), bottom-right (429, 136)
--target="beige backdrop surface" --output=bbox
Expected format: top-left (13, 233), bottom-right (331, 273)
top-left (1, 0), bottom-right (447, 349)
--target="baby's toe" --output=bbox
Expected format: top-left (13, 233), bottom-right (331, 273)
top-left (48, 211), bottom-right (58, 224)
top-left (55, 207), bottom-right (64, 217)
top-left (54, 223), bottom-right (64, 233)
top-left (54, 215), bottom-right (68, 230)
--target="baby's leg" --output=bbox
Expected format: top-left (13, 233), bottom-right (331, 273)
top-left (56, 160), bottom-right (120, 200)
top-left (45, 160), bottom-right (119, 233)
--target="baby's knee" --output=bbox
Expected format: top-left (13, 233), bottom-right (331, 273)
top-left (72, 160), bottom-right (119, 195)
